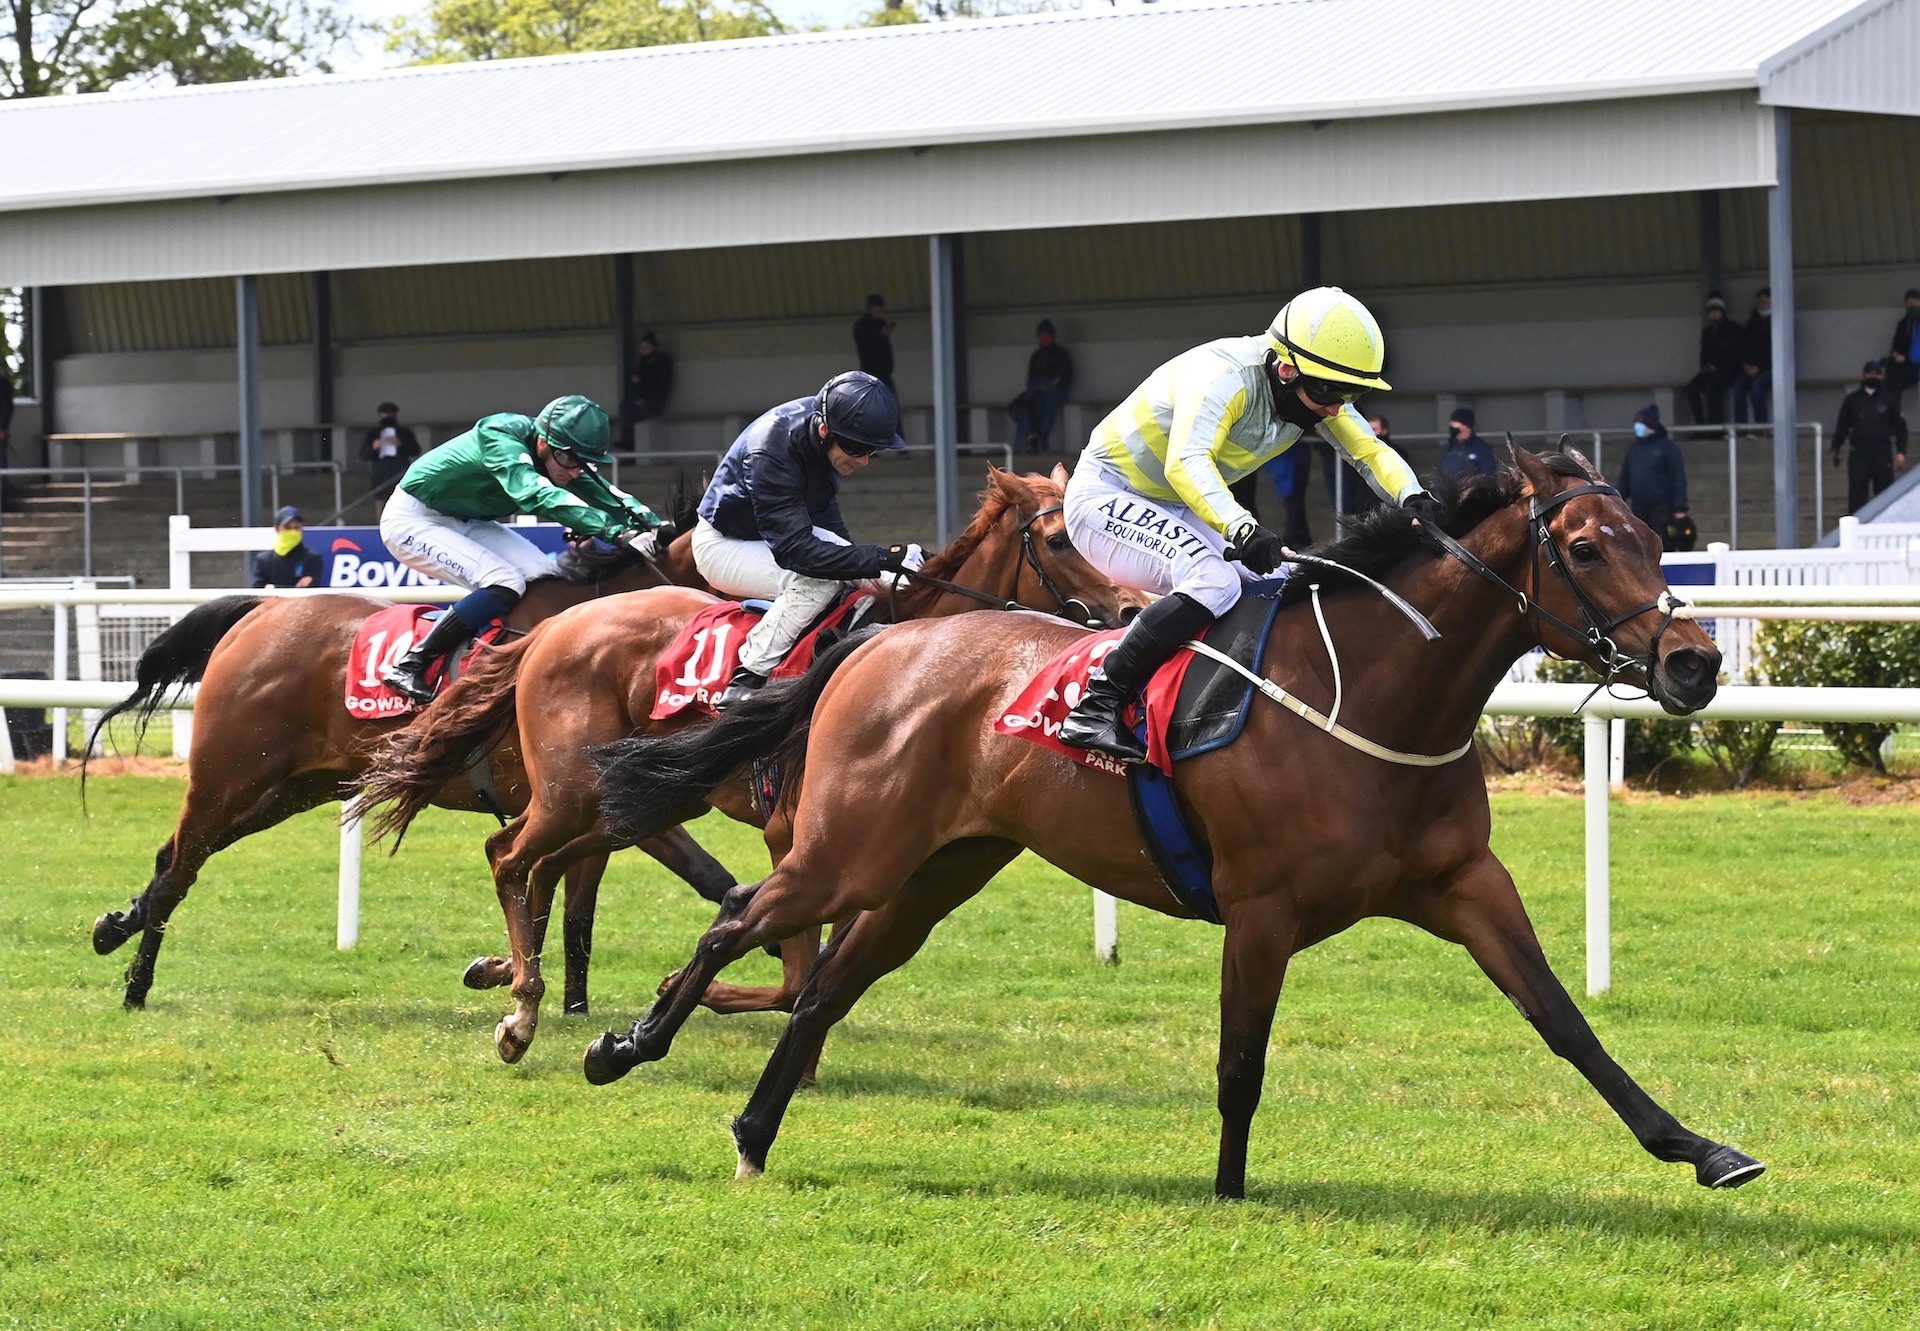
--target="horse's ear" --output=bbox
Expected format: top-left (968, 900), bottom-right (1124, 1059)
top-left (1511, 443), bottom-right (1556, 496)
top-left (1560, 439), bottom-right (1605, 483)
top-left (1050, 462), bottom-right (1070, 489)
top-left (990, 465), bottom-right (1038, 508)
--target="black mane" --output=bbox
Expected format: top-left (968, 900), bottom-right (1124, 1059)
top-left (1275, 449), bottom-right (1592, 607)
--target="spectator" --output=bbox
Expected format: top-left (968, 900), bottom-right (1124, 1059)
top-left (1259, 441), bottom-right (1313, 548)
top-left (627, 331), bottom-right (675, 424)
top-left (1010, 318), bottom-right (1075, 452)
top-left (1615, 405), bottom-right (1689, 538)
top-left (1685, 294), bottom-right (1743, 426)
top-left (363, 402), bottom-right (422, 496)
top-left (1831, 359), bottom-right (1908, 516)
top-left (1442, 407), bottom-right (1497, 481)
top-left (852, 294), bottom-right (896, 392)
top-left (1886, 287), bottom-right (1920, 413)
top-left (250, 506), bottom-right (323, 589)
top-left (1731, 287), bottom-right (1772, 427)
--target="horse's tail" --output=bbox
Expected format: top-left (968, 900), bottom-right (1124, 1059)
top-left (348, 632), bottom-right (538, 849)
top-left (80, 595), bottom-right (263, 799)
top-left (592, 625), bottom-right (883, 845)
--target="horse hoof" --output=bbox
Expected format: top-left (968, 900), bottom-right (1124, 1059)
top-left (563, 1000), bottom-right (589, 1017)
top-left (582, 1032), bottom-right (633, 1086)
top-left (1697, 1145), bottom-right (1766, 1189)
top-left (463, 957), bottom-right (503, 990)
top-left (93, 913), bottom-right (130, 955)
top-left (656, 970), bottom-right (680, 997)
top-left (122, 994), bottom-right (147, 1012)
top-left (735, 1153), bottom-right (764, 1181)
top-left (494, 1017), bottom-right (532, 1065)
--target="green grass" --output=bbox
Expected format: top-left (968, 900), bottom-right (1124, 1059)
top-left (2, 775), bottom-right (1918, 1329)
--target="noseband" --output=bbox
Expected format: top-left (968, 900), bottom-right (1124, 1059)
top-left (1422, 482), bottom-right (1688, 690)
top-left (892, 505), bottom-right (1104, 627)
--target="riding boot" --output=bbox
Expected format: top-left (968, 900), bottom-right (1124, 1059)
top-left (714, 666), bottom-right (767, 711)
top-left (382, 609), bottom-right (478, 705)
top-left (1059, 593), bottom-right (1217, 763)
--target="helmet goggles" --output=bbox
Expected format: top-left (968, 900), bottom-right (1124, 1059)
top-left (1296, 375), bottom-right (1366, 407)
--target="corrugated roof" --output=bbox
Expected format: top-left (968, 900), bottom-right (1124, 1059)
top-left (2, 0), bottom-right (1908, 215)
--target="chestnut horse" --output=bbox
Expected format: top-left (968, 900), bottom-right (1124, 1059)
top-left (350, 466), bottom-right (1134, 1063)
top-left (583, 448), bottom-right (1766, 1197)
top-left (84, 528), bottom-right (735, 1013)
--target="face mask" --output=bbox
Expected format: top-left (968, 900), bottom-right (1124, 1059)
top-left (273, 529), bottom-right (303, 556)
top-left (1863, 380), bottom-right (1881, 392)
top-left (1633, 422), bottom-right (1652, 439)
top-left (1272, 379), bottom-right (1325, 429)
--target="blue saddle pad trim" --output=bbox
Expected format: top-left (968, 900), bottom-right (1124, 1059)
top-left (739, 598), bottom-right (773, 613)
top-left (1126, 722), bottom-right (1221, 926)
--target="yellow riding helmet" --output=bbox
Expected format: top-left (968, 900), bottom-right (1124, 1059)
top-left (1265, 287), bottom-right (1392, 393)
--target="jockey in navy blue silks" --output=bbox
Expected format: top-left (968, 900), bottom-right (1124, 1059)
top-left (693, 371), bottom-right (925, 708)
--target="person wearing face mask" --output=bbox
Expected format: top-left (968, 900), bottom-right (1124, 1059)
top-left (1832, 360), bottom-right (1909, 516)
top-left (362, 401), bottom-right (422, 499)
top-left (1056, 286), bottom-right (1435, 763)
top-left (1615, 405), bottom-right (1689, 542)
top-left (1685, 295), bottom-right (1744, 427)
top-left (378, 394), bottom-right (662, 703)
top-left (1442, 407), bottom-right (1497, 482)
top-left (1885, 288), bottom-right (1920, 414)
top-left (249, 506), bottom-right (322, 589)
top-left (1732, 288), bottom-right (1773, 427)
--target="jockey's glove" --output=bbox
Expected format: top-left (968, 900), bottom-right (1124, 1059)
top-left (1228, 522), bottom-right (1287, 575)
top-left (622, 528), bottom-right (662, 560)
top-left (879, 542), bottom-right (927, 575)
top-left (1401, 491), bottom-right (1451, 555)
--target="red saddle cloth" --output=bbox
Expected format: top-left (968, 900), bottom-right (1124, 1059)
top-left (993, 628), bottom-right (1196, 777)
top-left (651, 592), bottom-right (877, 721)
top-left (344, 604), bottom-right (504, 719)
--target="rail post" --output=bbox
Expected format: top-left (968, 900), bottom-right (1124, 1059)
top-left (1093, 890), bottom-right (1118, 966)
top-left (1584, 712), bottom-right (1611, 996)
top-left (83, 470), bottom-right (95, 577)
top-left (338, 814), bottom-right (362, 950)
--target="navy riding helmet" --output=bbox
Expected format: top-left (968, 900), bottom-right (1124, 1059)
top-left (814, 372), bottom-right (907, 454)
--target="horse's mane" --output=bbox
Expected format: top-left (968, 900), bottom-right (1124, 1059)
top-left (536, 492), bottom-right (700, 587)
top-left (1275, 449), bottom-right (1591, 607)
top-left (891, 473), bottom-right (1063, 613)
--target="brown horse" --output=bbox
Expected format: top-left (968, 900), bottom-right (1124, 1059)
top-left (582, 448), bottom-right (1766, 1197)
top-left (350, 466), bottom-right (1135, 1063)
top-left (84, 527), bottom-right (735, 1014)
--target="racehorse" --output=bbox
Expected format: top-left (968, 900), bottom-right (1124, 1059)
top-left (349, 466), bottom-right (1134, 1063)
top-left (85, 522), bottom-right (735, 1015)
top-left (582, 447), bottom-right (1767, 1196)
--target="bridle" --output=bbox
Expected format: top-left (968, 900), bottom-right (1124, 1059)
top-left (1419, 481), bottom-right (1689, 693)
top-left (892, 504), bottom-right (1105, 628)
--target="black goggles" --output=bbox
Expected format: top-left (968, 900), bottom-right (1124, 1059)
top-left (548, 444), bottom-right (586, 469)
top-left (1298, 376), bottom-right (1366, 407)
top-left (833, 437), bottom-right (888, 458)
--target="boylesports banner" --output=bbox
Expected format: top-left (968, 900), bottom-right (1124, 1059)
top-left (314, 525), bottom-right (570, 590)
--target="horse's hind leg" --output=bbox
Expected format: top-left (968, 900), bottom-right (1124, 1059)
top-left (634, 826), bottom-right (737, 906)
top-left (731, 838), bottom-right (1018, 1178)
top-left (98, 772), bottom-right (335, 1009)
top-left (1420, 854), bottom-right (1764, 1190)
top-left (485, 811), bottom-right (602, 1063)
top-left (560, 855), bottom-right (606, 1016)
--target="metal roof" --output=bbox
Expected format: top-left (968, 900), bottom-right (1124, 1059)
top-left (3, 0), bottom-right (1912, 215)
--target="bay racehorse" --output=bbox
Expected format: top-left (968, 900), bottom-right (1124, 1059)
top-left (582, 447), bottom-right (1766, 1196)
top-left (85, 522), bottom-right (735, 1014)
top-left (349, 466), bottom-right (1135, 1063)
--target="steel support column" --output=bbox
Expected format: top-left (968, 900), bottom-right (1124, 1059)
top-left (930, 233), bottom-right (961, 545)
top-left (236, 274), bottom-right (262, 527)
top-left (1768, 109), bottom-right (1798, 548)
top-left (614, 253), bottom-right (637, 453)
top-left (1301, 213), bottom-right (1324, 288)
top-left (312, 271), bottom-right (334, 456)
top-left (1699, 190), bottom-right (1723, 300)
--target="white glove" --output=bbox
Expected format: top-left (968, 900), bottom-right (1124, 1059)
top-left (624, 528), bottom-right (661, 560)
top-left (879, 542), bottom-right (926, 590)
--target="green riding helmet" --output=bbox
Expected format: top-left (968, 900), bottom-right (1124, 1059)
top-left (534, 395), bottom-right (613, 465)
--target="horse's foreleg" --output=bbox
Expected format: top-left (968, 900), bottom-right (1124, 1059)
top-left (560, 855), bottom-right (606, 1015)
top-left (1423, 856), bottom-right (1764, 1190)
top-left (1212, 897), bottom-right (1297, 1201)
top-left (482, 819), bottom-right (547, 1064)
top-left (685, 924), bottom-right (822, 1014)
top-left (730, 841), bottom-right (1015, 1178)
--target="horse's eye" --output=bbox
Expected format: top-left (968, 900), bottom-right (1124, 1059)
top-left (1046, 532), bottom-right (1071, 552)
top-left (1571, 539), bottom-right (1601, 564)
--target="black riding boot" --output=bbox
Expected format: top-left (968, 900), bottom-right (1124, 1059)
top-left (1058, 593), bottom-right (1216, 763)
top-left (382, 609), bottom-right (477, 705)
top-left (714, 665), bottom-right (767, 711)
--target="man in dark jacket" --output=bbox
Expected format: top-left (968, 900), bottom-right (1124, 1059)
top-left (1685, 294), bottom-right (1744, 426)
top-left (852, 295), bottom-right (896, 393)
top-left (250, 506), bottom-right (323, 588)
top-left (626, 331), bottom-right (675, 424)
top-left (1885, 288), bottom-right (1920, 413)
top-left (1732, 288), bottom-right (1772, 426)
top-left (1832, 360), bottom-right (1909, 515)
top-left (1441, 407), bottom-right (1497, 482)
top-left (693, 371), bottom-right (923, 706)
top-left (1011, 318), bottom-right (1075, 451)
top-left (362, 402), bottom-right (421, 496)
top-left (1616, 405), bottom-right (1689, 537)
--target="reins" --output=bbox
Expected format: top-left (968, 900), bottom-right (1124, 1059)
top-left (893, 505), bottom-right (1105, 627)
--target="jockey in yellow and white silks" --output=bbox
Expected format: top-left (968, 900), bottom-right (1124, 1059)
top-left (1058, 286), bottom-right (1446, 763)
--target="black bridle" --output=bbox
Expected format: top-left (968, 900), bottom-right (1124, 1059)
top-left (1421, 481), bottom-right (1685, 692)
top-left (891, 505), bottom-right (1105, 628)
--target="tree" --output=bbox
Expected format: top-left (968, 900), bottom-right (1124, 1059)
top-left (391, 0), bottom-right (784, 64)
top-left (2, 0), bottom-right (357, 99)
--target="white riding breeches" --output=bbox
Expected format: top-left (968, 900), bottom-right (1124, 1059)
top-left (692, 519), bottom-right (850, 677)
top-left (380, 488), bottom-right (556, 594)
top-left (1063, 461), bottom-right (1250, 617)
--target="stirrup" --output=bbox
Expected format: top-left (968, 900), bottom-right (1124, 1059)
top-left (1058, 691), bottom-right (1148, 764)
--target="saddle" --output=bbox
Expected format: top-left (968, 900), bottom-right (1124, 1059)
top-left (345, 605), bottom-right (506, 720)
top-left (651, 590), bottom-right (878, 721)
